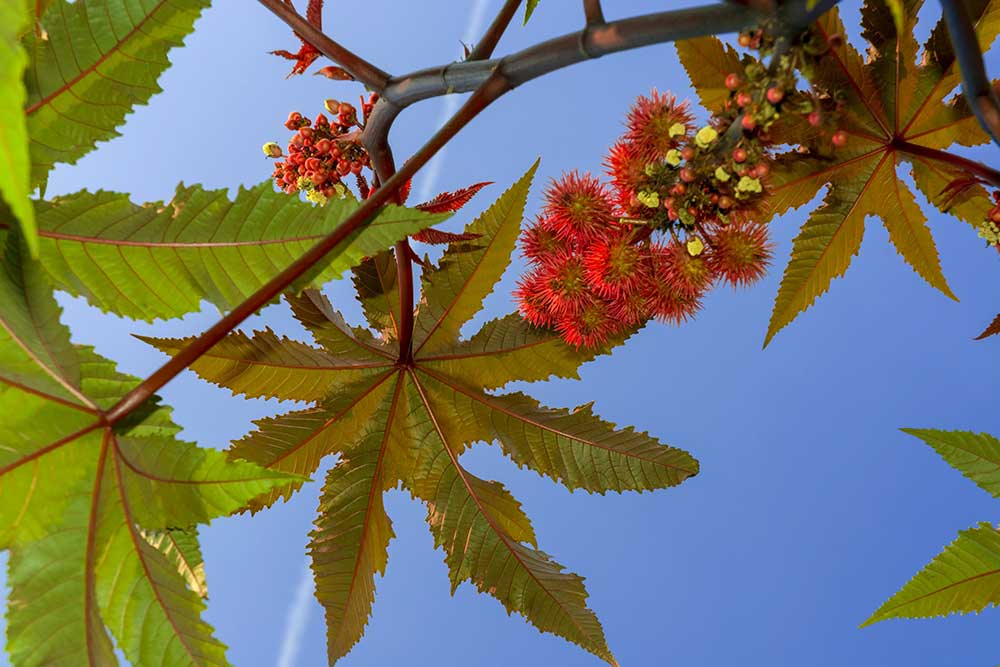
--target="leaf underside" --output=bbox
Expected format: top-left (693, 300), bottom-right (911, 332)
top-left (0, 225), bottom-right (297, 667)
top-left (143, 162), bottom-right (699, 665)
top-left (678, 1), bottom-right (999, 346)
top-left (23, 0), bottom-right (211, 187)
top-left (0, 0), bottom-right (35, 253)
top-left (865, 429), bottom-right (1000, 626)
top-left (3, 182), bottom-right (447, 321)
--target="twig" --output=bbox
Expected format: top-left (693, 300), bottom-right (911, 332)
top-left (583, 0), bottom-right (605, 26)
top-left (258, 0), bottom-right (392, 92)
top-left (469, 0), bottom-right (523, 61)
top-left (104, 72), bottom-right (512, 424)
top-left (939, 0), bottom-right (1000, 146)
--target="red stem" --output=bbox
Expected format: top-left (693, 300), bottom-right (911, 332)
top-left (469, 0), bottom-right (523, 61)
top-left (583, 0), bottom-right (605, 25)
top-left (895, 139), bottom-right (1000, 188)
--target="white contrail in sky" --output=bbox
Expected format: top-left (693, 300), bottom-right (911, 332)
top-left (415, 0), bottom-right (492, 203)
top-left (273, 3), bottom-right (492, 666)
top-left (275, 557), bottom-right (316, 667)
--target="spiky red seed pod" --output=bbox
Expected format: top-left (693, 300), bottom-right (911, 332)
top-left (536, 253), bottom-right (596, 315)
top-left (640, 272), bottom-right (701, 324)
top-left (515, 273), bottom-right (557, 328)
top-left (555, 299), bottom-right (621, 349)
top-left (624, 90), bottom-right (693, 160)
top-left (653, 241), bottom-right (714, 297)
top-left (605, 140), bottom-right (647, 210)
top-left (606, 288), bottom-right (652, 326)
top-left (543, 172), bottom-right (617, 242)
top-left (521, 217), bottom-right (568, 264)
top-left (583, 232), bottom-right (647, 298)
top-left (724, 73), bottom-right (742, 91)
top-left (707, 223), bottom-right (773, 287)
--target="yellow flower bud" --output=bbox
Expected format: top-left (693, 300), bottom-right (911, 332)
top-left (714, 166), bottom-right (730, 182)
top-left (686, 236), bottom-right (705, 256)
top-left (736, 175), bottom-right (762, 194)
top-left (305, 189), bottom-right (328, 206)
top-left (669, 123), bottom-right (687, 138)
top-left (666, 149), bottom-right (682, 166)
top-left (637, 190), bottom-right (660, 209)
top-left (262, 142), bottom-right (283, 158)
top-left (695, 126), bottom-right (718, 148)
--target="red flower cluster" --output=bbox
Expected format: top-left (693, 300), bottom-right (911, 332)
top-left (516, 92), bottom-right (774, 349)
top-left (265, 95), bottom-right (378, 205)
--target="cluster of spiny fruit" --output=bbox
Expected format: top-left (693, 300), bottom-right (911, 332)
top-left (514, 27), bottom-right (854, 349)
top-left (263, 93), bottom-right (379, 205)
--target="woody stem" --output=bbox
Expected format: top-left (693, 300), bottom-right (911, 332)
top-left (895, 139), bottom-right (1000, 188)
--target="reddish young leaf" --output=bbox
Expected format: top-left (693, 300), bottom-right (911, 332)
top-left (411, 227), bottom-right (483, 244)
top-left (975, 313), bottom-right (1000, 340)
top-left (270, 0), bottom-right (325, 76)
top-left (314, 65), bottom-right (354, 80)
top-left (415, 181), bottom-right (493, 214)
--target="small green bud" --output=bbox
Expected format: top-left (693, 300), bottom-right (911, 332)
top-left (262, 142), bottom-right (283, 158)
top-left (714, 166), bottom-right (731, 182)
top-left (669, 123), bottom-right (687, 138)
top-left (666, 149), bottom-right (682, 166)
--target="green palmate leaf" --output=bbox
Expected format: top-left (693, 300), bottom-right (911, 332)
top-left (674, 3), bottom-right (1000, 346)
top-left (412, 159), bottom-right (539, 356)
top-left (10, 181), bottom-right (447, 321)
top-left (863, 523), bottom-right (1000, 625)
top-left (0, 0), bottom-right (35, 255)
top-left (351, 250), bottom-right (402, 342)
top-left (143, 163), bottom-right (698, 664)
top-left (143, 528), bottom-right (208, 599)
top-left (0, 229), bottom-right (299, 666)
top-left (23, 0), bottom-right (210, 186)
top-left (902, 428), bottom-right (1000, 497)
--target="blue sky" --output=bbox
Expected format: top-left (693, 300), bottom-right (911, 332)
top-left (5, 0), bottom-right (1000, 665)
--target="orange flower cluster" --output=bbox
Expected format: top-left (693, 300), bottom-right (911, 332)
top-left (265, 95), bottom-right (378, 205)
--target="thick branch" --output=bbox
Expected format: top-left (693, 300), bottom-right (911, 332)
top-left (939, 0), bottom-right (1000, 146)
top-left (104, 72), bottom-right (512, 424)
top-left (258, 0), bottom-right (392, 91)
top-left (469, 0), bottom-right (523, 61)
top-left (374, 1), bottom-right (836, 113)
